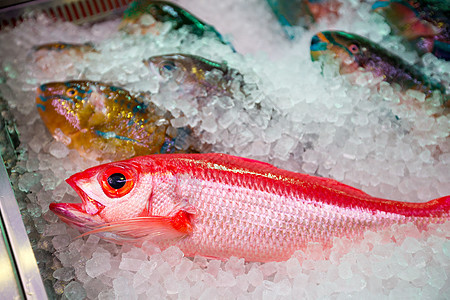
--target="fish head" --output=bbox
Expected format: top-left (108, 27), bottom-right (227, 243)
top-left (119, 1), bottom-right (184, 34)
top-left (310, 31), bottom-right (369, 74)
top-left (51, 155), bottom-right (196, 244)
top-left (51, 157), bottom-right (153, 227)
top-left (36, 81), bottom-right (95, 143)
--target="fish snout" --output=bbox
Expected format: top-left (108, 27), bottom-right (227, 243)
top-left (66, 172), bottom-right (106, 216)
top-left (144, 58), bottom-right (161, 77)
top-left (36, 83), bottom-right (52, 112)
top-left (36, 82), bottom-right (66, 103)
top-left (49, 202), bottom-right (104, 231)
top-left (310, 33), bottom-right (329, 61)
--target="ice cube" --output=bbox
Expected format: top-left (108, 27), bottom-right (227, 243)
top-left (86, 250), bottom-right (112, 278)
top-left (64, 281), bottom-right (87, 300)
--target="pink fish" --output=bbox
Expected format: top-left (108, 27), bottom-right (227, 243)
top-left (50, 153), bottom-right (449, 262)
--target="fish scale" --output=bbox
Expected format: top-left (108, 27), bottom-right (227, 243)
top-left (50, 153), bottom-right (449, 262)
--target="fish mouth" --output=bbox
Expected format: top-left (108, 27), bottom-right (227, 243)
top-left (49, 202), bottom-right (103, 231)
top-left (35, 83), bottom-right (68, 109)
top-left (143, 58), bottom-right (165, 84)
top-left (49, 172), bottom-right (106, 230)
top-left (36, 84), bottom-right (52, 110)
top-left (66, 173), bottom-right (106, 216)
top-left (310, 33), bottom-right (331, 61)
top-left (143, 58), bottom-right (158, 74)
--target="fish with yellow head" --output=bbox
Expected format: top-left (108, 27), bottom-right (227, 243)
top-left (36, 80), bottom-right (198, 161)
top-left (310, 31), bottom-right (449, 108)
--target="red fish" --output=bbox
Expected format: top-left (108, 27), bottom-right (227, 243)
top-left (50, 153), bottom-right (449, 262)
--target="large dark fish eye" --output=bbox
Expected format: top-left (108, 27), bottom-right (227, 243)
top-left (107, 173), bottom-right (127, 189)
top-left (100, 166), bottom-right (135, 198)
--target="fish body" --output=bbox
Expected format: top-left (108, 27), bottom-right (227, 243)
top-left (33, 42), bottom-right (95, 53)
top-left (31, 42), bottom-right (96, 75)
top-left (144, 53), bottom-right (245, 98)
top-left (120, 0), bottom-right (233, 50)
top-left (50, 153), bottom-right (450, 262)
top-left (36, 80), bottom-right (196, 160)
top-left (266, 0), bottom-right (341, 38)
top-left (311, 31), bottom-right (448, 106)
top-left (32, 42), bottom-right (95, 63)
top-left (373, 0), bottom-right (450, 60)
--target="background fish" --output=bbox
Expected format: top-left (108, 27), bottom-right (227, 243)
top-left (119, 0), bottom-right (234, 50)
top-left (50, 153), bottom-right (450, 262)
top-left (372, 0), bottom-right (449, 60)
top-left (31, 42), bottom-right (96, 76)
top-left (33, 42), bottom-right (95, 54)
top-left (266, 0), bottom-right (341, 39)
top-left (36, 80), bottom-right (199, 161)
top-left (144, 53), bottom-right (247, 98)
top-left (310, 31), bottom-right (449, 108)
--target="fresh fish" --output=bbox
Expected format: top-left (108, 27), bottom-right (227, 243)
top-left (49, 153), bottom-right (450, 262)
top-left (119, 0), bottom-right (234, 50)
top-left (31, 42), bottom-right (96, 75)
top-left (266, 0), bottom-right (341, 38)
top-left (310, 31), bottom-right (449, 107)
top-left (33, 42), bottom-right (95, 53)
top-left (36, 80), bottom-right (199, 161)
top-left (372, 0), bottom-right (450, 60)
top-left (144, 53), bottom-right (246, 98)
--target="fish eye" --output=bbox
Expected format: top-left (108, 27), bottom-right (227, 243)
top-left (66, 88), bottom-right (78, 97)
top-left (158, 60), bottom-right (177, 79)
top-left (348, 44), bottom-right (360, 54)
top-left (160, 61), bottom-right (176, 72)
top-left (100, 166), bottom-right (135, 198)
top-left (107, 173), bottom-right (127, 189)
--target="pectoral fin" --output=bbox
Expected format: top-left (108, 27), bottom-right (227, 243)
top-left (78, 210), bottom-right (193, 243)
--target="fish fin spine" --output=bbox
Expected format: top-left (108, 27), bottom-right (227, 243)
top-left (170, 210), bottom-right (193, 234)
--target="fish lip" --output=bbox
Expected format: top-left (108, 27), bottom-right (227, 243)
top-left (66, 173), bottom-right (105, 215)
top-left (144, 58), bottom-right (165, 84)
top-left (144, 58), bottom-right (159, 75)
top-left (49, 202), bottom-right (102, 230)
top-left (310, 33), bottom-right (331, 61)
